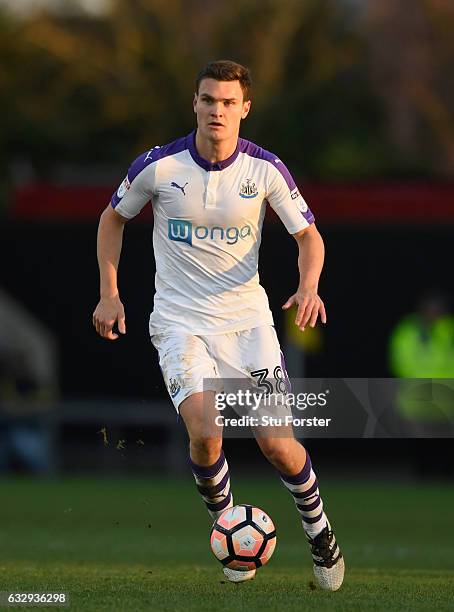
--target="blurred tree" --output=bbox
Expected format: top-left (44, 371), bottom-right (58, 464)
top-left (239, 0), bottom-right (388, 178)
top-left (364, 0), bottom-right (454, 177)
top-left (0, 0), bottom-right (453, 206)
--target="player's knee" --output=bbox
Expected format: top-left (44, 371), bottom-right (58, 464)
top-left (190, 437), bottom-right (222, 465)
top-left (258, 440), bottom-right (293, 470)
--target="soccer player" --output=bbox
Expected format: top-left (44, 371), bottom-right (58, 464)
top-left (93, 60), bottom-right (344, 590)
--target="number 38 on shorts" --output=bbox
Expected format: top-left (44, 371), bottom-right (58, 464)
top-left (151, 325), bottom-right (290, 412)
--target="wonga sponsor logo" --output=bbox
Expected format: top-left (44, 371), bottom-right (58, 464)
top-left (168, 219), bottom-right (192, 245)
top-left (168, 219), bottom-right (252, 247)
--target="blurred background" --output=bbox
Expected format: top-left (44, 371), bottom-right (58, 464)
top-left (1, 0), bottom-right (453, 477)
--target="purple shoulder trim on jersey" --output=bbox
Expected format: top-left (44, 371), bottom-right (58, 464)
top-left (149, 135), bottom-right (189, 164)
top-left (111, 135), bottom-right (189, 207)
top-left (188, 130), bottom-right (241, 171)
top-left (238, 139), bottom-right (297, 190)
top-left (239, 138), bottom-right (314, 225)
top-left (303, 209), bottom-right (315, 225)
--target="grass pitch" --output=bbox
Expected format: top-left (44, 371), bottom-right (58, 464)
top-left (1, 476), bottom-right (453, 610)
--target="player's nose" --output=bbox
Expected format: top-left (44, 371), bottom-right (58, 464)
top-left (210, 102), bottom-right (224, 117)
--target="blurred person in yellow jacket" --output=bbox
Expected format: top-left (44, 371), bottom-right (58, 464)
top-left (389, 293), bottom-right (454, 424)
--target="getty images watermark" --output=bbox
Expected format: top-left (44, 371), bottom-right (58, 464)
top-left (214, 389), bottom-right (332, 429)
top-left (202, 378), bottom-right (454, 438)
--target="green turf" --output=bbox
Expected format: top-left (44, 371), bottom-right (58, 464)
top-left (1, 477), bottom-right (453, 610)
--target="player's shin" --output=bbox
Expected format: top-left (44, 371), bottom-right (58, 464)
top-left (189, 449), bottom-right (233, 521)
top-left (278, 450), bottom-right (327, 538)
top-left (280, 449), bottom-right (344, 590)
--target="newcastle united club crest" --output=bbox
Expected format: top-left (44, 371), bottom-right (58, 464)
top-left (168, 377), bottom-right (181, 398)
top-left (239, 179), bottom-right (258, 199)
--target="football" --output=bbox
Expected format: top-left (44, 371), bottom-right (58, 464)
top-left (210, 504), bottom-right (277, 571)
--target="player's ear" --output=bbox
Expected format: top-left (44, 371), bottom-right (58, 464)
top-left (242, 99), bottom-right (251, 120)
top-left (193, 93), bottom-right (198, 113)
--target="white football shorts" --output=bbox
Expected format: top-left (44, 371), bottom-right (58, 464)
top-left (150, 325), bottom-right (289, 412)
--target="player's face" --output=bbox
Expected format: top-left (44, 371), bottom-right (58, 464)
top-left (193, 78), bottom-right (251, 144)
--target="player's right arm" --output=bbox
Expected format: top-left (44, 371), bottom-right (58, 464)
top-left (93, 205), bottom-right (128, 340)
top-left (92, 147), bottom-right (158, 340)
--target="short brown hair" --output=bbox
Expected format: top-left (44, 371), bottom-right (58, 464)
top-left (196, 60), bottom-right (252, 101)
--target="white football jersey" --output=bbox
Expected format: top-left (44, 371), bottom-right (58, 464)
top-left (111, 131), bottom-right (314, 336)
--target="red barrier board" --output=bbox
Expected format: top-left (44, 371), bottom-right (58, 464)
top-left (12, 182), bottom-right (454, 224)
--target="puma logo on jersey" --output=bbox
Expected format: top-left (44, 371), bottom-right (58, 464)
top-left (171, 181), bottom-right (188, 196)
top-left (144, 145), bottom-right (160, 161)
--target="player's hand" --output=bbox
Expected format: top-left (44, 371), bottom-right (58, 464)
top-left (92, 294), bottom-right (126, 340)
top-left (282, 290), bottom-right (326, 331)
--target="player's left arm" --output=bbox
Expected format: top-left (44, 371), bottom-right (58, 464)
top-left (282, 224), bottom-right (327, 331)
